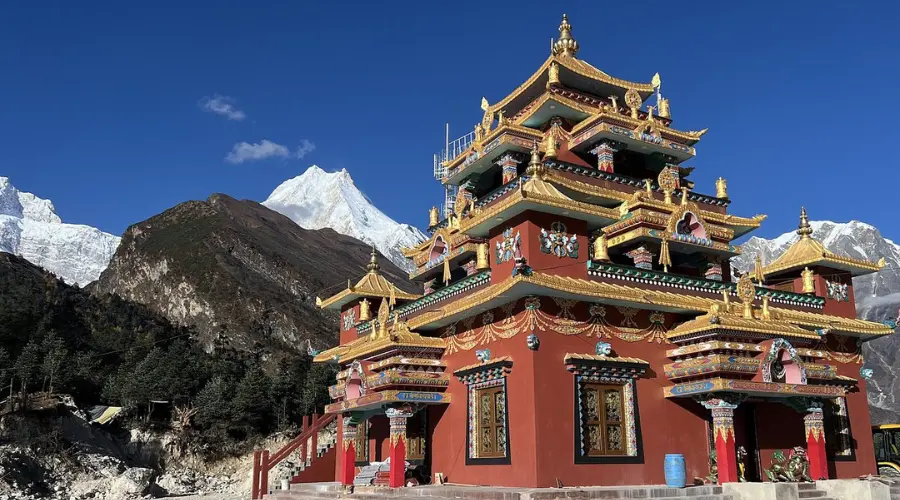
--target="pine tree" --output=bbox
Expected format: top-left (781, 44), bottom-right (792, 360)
top-left (14, 340), bottom-right (41, 404)
top-left (232, 367), bottom-right (273, 435)
top-left (41, 331), bottom-right (68, 393)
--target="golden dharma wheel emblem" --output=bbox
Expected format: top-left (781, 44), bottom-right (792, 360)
top-left (657, 166), bottom-right (677, 193)
top-left (736, 273), bottom-right (755, 304)
top-left (624, 88), bottom-right (642, 110)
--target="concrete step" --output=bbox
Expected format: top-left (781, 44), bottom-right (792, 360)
top-left (799, 491), bottom-right (828, 498)
top-left (275, 485), bottom-right (733, 500)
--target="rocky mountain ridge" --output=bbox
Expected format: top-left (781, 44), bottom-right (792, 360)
top-left (263, 165), bottom-right (426, 271)
top-left (92, 193), bottom-right (417, 353)
top-left (0, 177), bottom-right (120, 285)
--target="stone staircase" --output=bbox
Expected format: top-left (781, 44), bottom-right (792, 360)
top-left (269, 482), bottom-right (735, 500)
top-left (890, 481), bottom-right (900, 500)
top-left (251, 413), bottom-right (338, 499)
top-left (798, 483), bottom-right (836, 500)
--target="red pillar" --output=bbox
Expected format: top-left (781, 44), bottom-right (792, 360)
top-left (711, 407), bottom-right (738, 483)
top-left (387, 406), bottom-right (414, 488)
top-left (804, 409), bottom-right (829, 480)
top-left (340, 416), bottom-right (358, 487)
top-left (701, 397), bottom-right (742, 484)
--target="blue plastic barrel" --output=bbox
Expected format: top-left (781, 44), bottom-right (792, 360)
top-left (664, 454), bottom-right (686, 488)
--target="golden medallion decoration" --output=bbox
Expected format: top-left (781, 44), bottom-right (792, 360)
top-left (657, 166), bottom-right (677, 204)
top-left (736, 274), bottom-right (755, 319)
top-left (624, 88), bottom-right (642, 118)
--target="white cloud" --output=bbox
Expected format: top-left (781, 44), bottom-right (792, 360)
top-left (295, 139), bottom-right (316, 159)
top-left (200, 94), bottom-right (246, 121)
top-left (225, 139), bottom-right (316, 164)
top-left (226, 140), bottom-right (290, 163)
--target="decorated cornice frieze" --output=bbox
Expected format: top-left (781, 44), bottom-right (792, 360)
top-left (663, 355), bottom-right (760, 381)
top-left (664, 377), bottom-right (848, 399)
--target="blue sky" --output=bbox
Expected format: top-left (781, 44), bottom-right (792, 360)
top-left (1, 1), bottom-right (897, 242)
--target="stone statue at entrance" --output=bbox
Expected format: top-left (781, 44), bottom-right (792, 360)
top-left (736, 446), bottom-right (747, 482)
top-left (764, 447), bottom-right (812, 482)
top-left (705, 450), bottom-right (718, 484)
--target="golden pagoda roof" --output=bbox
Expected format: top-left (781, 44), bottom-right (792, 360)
top-left (316, 248), bottom-right (419, 310)
top-left (405, 271), bottom-right (893, 338)
top-left (488, 16), bottom-right (654, 120)
top-left (666, 312), bottom-right (820, 341)
top-left (541, 170), bottom-right (766, 236)
top-left (458, 167), bottom-right (620, 236)
top-left (314, 301), bottom-right (446, 364)
top-left (761, 208), bottom-right (885, 278)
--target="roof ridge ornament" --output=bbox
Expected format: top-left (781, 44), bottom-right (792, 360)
top-left (798, 207), bottom-right (813, 239)
top-left (551, 14), bottom-right (579, 57)
top-left (367, 246), bottom-right (380, 273)
top-left (526, 141), bottom-right (544, 176)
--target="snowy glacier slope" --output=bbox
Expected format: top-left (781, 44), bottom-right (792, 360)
top-left (0, 177), bottom-right (120, 285)
top-left (263, 165), bottom-right (426, 271)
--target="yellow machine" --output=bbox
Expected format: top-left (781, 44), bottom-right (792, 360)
top-left (873, 424), bottom-right (900, 476)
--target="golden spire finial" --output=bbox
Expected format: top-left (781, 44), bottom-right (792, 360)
top-left (367, 246), bottom-right (380, 273)
top-left (798, 207), bottom-right (813, 239)
top-left (526, 141), bottom-right (544, 176)
top-left (551, 14), bottom-right (579, 57)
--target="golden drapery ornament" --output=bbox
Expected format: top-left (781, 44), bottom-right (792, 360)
top-left (680, 187), bottom-right (689, 206)
top-left (389, 283), bottom-right (396, 307)
top-left (801, 267), bottom-right (816, 294)
top-left (659, 240), bottom-right (672, 272)
top-left (761, 296), bottom-right (772, 320)
top-left (442, 257), bottom-right (451, 285)
top-left (716, 177), bottom-right (728, 199)
top-left (592, 233), bottom-right (610, 262)
top-left (476, 242), bottom-right (490, 270)
top-left (547, 61), bottom-right (560, 88)
top-left (543, 128), bottom-right (558, 158)
top-left (359, 298), bottom-right (371, 322)
top-left (658, 97), bottom-right (670, 118)
top-left (722, 288), bottom-right (731, 313)
top-left (736, 274), bottom-right (755, 319)
top-left (644, 179), bottom-right (653, 196)
top-left (429, 206), bottom-right (439, 227)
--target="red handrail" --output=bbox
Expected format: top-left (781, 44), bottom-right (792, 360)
top-left (251, 412), bottom-right (337, 499)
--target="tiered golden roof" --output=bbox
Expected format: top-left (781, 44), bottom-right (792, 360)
top-left (314, 298), bottom-right (445, 363)
top-left (761, 208), bottom-right (885, 277)
top-left (316, 248), bottom-right (419, 310)
top-left (403, 271), bottom-right (893, 338)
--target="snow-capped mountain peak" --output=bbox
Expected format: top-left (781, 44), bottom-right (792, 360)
top-left (262, 165), bottom-right (426, 271)
top-left (0, 177), bottom-right (120, 285)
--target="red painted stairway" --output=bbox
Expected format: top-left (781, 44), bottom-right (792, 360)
top-left (251, 413), bottom-right (337, 499)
